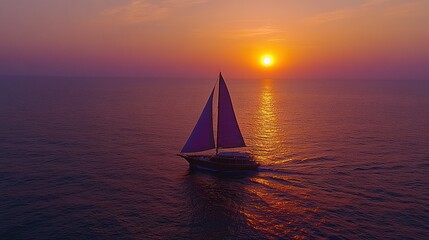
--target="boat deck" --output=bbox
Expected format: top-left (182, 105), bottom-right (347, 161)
top-left (178, 154), bottom-right (259, 171)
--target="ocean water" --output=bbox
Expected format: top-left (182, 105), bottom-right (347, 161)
top-left (0, 76), bottom-right (428, 239)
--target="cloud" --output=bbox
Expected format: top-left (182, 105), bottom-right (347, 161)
top-left (225, 26), bottom-right (282, 39)
top-left (305, 0), bottom-right (380, 24)
top-left (267, 38), bottom-right (286, 42)
top-left (361, 0), bottom-right (389, 7)
top-left (305, 0), bottom-right (392, 24)
top-left (384, 1), bottom-right (429, 17)
top-left (307, 8), bottom-right (351, 24)
top-left (102, 0), bottom-right (205, 24)
top-left (307, 0), bottom-right (428, 25)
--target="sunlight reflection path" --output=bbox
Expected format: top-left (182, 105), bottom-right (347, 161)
top-left (253, 79), bottom-right (282, 164)
top-left (242, 80), bottom-right (321, 239)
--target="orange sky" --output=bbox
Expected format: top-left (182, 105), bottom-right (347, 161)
top-left (0, 0), bottom-right (428, 79)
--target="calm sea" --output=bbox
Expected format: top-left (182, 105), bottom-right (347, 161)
top-left (0, 76), bottom-right (428, 239)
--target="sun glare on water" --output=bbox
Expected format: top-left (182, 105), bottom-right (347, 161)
top-left (261, 55), bottom-right (274, 67)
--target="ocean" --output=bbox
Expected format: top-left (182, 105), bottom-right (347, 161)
top-left (0, 76), bottom-right (428, 239)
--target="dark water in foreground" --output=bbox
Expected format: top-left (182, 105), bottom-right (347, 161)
top-left (0, 76), bottom-right (428, 239)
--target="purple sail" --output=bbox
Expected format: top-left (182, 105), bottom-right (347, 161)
top-left (217, 73), bottom-right (246, 149)
top-left (181, 87), bottom-right (216, 153)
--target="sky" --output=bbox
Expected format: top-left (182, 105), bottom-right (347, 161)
top-left (0, 0), bottom-right (428, 79)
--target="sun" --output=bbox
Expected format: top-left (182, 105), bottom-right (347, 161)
top-left (261, 55), bottom-right (274, 67)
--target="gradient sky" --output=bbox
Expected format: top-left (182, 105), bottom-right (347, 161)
top-left (0, 0), bottom-right (428, 79)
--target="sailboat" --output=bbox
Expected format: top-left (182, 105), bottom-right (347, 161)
top-left (178, 73), bottom-right (259, 171)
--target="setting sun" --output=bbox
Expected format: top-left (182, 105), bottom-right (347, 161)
top-left (261, 55), bottom-right (274, 67)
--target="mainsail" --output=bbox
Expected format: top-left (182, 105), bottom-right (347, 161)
top-left (217, 73), bottom-right (246, 149)
top-left (181, 88), bottom-right (215, 153)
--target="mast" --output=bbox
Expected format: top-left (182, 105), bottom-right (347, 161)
top-left (216, 72), bottom-right (221, 155)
